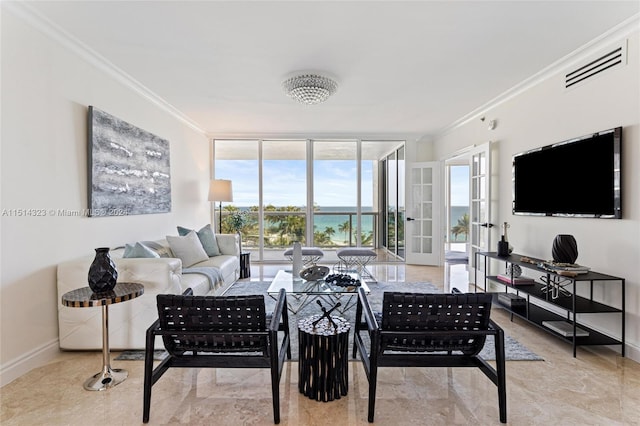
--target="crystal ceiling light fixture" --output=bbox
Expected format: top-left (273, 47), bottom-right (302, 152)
top-left (282, 73), bottom-right (338, 105)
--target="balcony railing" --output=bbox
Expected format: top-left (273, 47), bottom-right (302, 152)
top-left (219, 211), bottom-right (378, 249)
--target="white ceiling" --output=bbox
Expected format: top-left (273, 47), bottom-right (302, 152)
top-left (22, 1), bottom-right (640, 139)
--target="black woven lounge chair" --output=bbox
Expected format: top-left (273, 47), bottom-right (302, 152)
top-left (143, 288), bottom-right (291, 424)
top-left (353, 287), bottom-right (506, 423)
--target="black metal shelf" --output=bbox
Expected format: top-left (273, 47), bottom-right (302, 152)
top-left (476, 251), bottom-right (625, 358)
top-left (486, 276), bottom-right (622, 314)
top-left (496, 299), bottom-right (622, 347)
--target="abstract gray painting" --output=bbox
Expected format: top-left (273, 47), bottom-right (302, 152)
top-left (88, 106), bottom-right (171, 216)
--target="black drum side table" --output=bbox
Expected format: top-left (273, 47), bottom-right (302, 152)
top-left (240, 252), bottom-right (251, 278)
top-left (61, 282), bottom-right (144, 391)
top-left (298, 314), bottom-right (350, 402)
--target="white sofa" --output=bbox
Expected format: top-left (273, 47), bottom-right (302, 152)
top-left (57, 234), bottom-right (240, 350)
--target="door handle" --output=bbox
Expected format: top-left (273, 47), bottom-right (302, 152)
top-left (480, 222), bottom-right (494, 228)
top-left (406, 217), bottom-right (415, 221)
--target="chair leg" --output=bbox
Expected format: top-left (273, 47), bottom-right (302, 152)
top-left (495, 329), bottom-right (507, 423)
top-left (367, 363), bottom-right (378, 423)
top-left (353, 299), bottom-right (363, 359)
top-left (271, 362), bottom-right (281, 424)
top-left (142, 332), bottom-right (155, 423)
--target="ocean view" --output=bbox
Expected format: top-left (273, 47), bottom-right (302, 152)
top-left (313, 211), bottom-right (374, 245)
top-left (235, 206), bottom-right (374, 245)
top-left (233, 205), bottom-right (469, 244)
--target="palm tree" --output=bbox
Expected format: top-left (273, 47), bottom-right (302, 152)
top-left (451, 213), bottom-right (470, 242)
top-left (360, 231), bottom-right (374, 246)
top-left (263, 205), bottom-right (306, 246)
top-left (313, 230), bottom-right (332, 246)
top-left (324, 227), bottom-right (336, 245)
top-left (338, 220), bottom-right (350, 243)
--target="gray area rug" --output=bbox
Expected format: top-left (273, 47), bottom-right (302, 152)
top-left (117, 280), bottom-right (543, 362)
top-left (115, 349), bottom-right (167, 361)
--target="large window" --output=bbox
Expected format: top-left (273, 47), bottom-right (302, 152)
top-left (313, 141), bottom-right (358, 247)
top-left (263, 140), bottom-right (307, 247)
top-left (214, 139), bottom-right (403, 261)
top-left (213, 140), bottom-right (259, 247)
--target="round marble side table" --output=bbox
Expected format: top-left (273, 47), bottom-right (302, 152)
top-left (61, 282), bottom-right (144, 391)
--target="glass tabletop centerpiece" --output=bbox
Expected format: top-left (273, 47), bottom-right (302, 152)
top-left (267, 270), bottom-right (370, 314)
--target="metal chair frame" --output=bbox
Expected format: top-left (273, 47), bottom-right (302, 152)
top-left (143, 288), bottom-right (291, 424)
top-left (353, 288), bottom-right (507, 423)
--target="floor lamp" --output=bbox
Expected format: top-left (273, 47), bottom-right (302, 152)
top-left (209, 179), bottom-right (233, 233)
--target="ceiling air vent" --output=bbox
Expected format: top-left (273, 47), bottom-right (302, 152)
top-left (565, 41), bottom-right (627, 89)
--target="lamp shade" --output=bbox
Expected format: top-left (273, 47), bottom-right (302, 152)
top-left (208, 179), bottom-right (233, 202)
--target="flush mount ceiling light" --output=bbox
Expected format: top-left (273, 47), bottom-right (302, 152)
top-left (282, 74), bottom-right (338, 105)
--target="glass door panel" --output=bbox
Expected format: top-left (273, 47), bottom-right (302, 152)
top-left (397, 146), bottom-right (405, 258)
top-left (362, 141), bottom-right (391, 249)
top-left (386, 152), bottom-right (397, 254)
top-left (469, 143), bottom-right (492, 283)
top-left (405, 161), bottom-right (440, 265)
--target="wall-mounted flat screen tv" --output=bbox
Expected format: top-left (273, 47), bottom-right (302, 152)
top-left (512, 127), bottom-right (622, 219)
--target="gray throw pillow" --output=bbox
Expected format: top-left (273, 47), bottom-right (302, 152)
top-left (166, 231), bottom-right (209, 267)
top-left (123, 242), bottom-right (160, 258)
top-left (177, 224), bottom-right (221, 257)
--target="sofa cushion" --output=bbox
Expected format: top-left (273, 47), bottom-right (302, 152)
top-left (167, 231), bottom-right (209, 268)
top-left (140, 240), bottom-right (173, 258)
top-left (180, 273), bottom-right (212, 296)
top-left (123, 242), bottom-right (160, 258)
top-left (191, 254), bottom-right (237, 271)
top-left (177, 224), bottom-right (221, 257)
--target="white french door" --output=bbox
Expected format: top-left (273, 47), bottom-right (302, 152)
top-left (469, 143), bottom-right (493, 281)
top-left (405, 161), bottom-right (441, 265)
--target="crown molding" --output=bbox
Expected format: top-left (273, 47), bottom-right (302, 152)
top-left (3, 1), bottom-right (206, 135)
top-left (5, 2), bottom-right (637, 141)
top-left (436, 13), bottom-right (640, 139)
top-left (206, 131), bottom-right (421, 142)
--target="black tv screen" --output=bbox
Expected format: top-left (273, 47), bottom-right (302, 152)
top-left (512, 127), bottom-right (622, 218)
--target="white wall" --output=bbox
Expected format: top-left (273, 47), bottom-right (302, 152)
top-left (433, 32), bottom-right (640, 361)
top-left (1, 8), bottom-right (211, 384)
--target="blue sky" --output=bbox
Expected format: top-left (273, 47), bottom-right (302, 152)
top-left (216, 160), bottom-right (469, 208)
top-left (216, 160), bottom-right (373, 207)
top-left (450, 165), bottom-right (470, 206)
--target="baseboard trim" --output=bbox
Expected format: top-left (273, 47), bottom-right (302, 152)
top-left (623, 342), bottom-right (640, 364)
top-left (0, 339), bottom-right (60, 387)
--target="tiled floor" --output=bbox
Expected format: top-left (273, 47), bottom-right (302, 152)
top-left (1, 263), bottom-right (639, 425)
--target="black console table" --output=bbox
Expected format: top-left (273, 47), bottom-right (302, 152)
top-left (475, 251), bottom-right (625, 357)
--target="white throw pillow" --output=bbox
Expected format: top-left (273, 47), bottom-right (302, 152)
top-left (177, 224), bottom-right (221, 256)
top-left (166, 231), bottom-right (209, 267)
